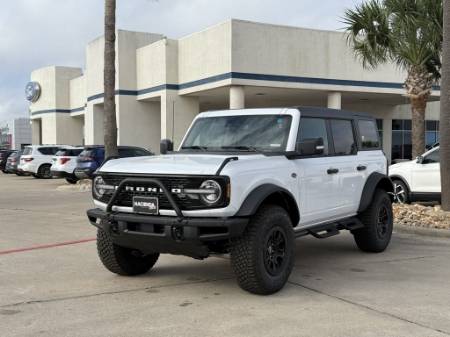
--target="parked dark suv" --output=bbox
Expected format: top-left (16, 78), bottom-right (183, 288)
top-left (5, 150), bottom-right (23, 175)
top-left (74, 145), bottom-right (153, 179)
top-left (1, 150), bottom-right (17, 173)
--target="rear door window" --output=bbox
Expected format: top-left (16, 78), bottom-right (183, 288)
top-left (330, 119), bottom-right (357, 155)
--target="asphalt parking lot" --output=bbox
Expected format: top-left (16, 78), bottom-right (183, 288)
top-left (1, 173), bottom-right (450, 337)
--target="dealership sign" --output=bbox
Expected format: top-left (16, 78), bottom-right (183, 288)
top-left (25, 81), bottom-right (41, 102)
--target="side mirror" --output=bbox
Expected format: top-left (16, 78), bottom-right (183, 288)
top-left (296, 138), bottom-right (324, 156)
top-left (160, 139), bottom-right (173, 155)
top-left (416, 155), bottom-right (424, 164)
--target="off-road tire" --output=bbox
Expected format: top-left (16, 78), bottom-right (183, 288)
top-left (354, 189), bottom-right (393, 253)
top-left (65, 177), bottom-right (78, 184)
top-left (97, 228), bottom-right (159, 276)
top-left (230, 205), bottom-right (295, 295)
top-left (37, 164), bottom-right (52, 179)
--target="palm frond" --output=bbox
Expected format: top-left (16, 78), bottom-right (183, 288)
top-left (342, 0), bottom-right (392, 68)
top-left (343, 0), bottom-right (442, 80)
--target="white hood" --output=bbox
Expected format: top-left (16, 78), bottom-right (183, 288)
top-left (99, 154), bottom-right (241, 175)
top-left (389, 160), bottom-right (415, 170)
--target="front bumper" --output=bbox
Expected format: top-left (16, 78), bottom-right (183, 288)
top-left (87, 208), bottom-right (248, 258)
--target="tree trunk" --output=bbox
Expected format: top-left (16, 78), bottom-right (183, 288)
top-left (103, 0), bottom-right (118, 158)
top-left (441, 0), bottom-right (450, 211)
top-left (405, 66), bottom-right (433, 159)
top-left (410, 95), bottom-right (427, 159)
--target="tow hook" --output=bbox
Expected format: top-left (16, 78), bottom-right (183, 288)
top-left (171, 225), bottom-right (184, 241)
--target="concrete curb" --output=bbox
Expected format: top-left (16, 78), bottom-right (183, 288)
top-left (394, 223), bottom-right (450, 239)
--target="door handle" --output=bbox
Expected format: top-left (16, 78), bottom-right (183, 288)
top-left (356, 165), bottom-right (367, 171)
top-left (327, 168), bottom-right (339, 174)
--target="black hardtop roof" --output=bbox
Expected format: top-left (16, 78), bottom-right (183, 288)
top-left (295, 106), bottom-right (376, 120)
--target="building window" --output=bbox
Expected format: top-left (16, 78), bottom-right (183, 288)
top-left (426, 120), bottom-right (440, 147)
top-left (376, 119), bottom-right (383, 146)
top-left (391, 119), bottom-right (439, 161)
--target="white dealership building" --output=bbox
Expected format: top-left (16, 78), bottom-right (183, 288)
top-left (27, 19), bottom-right (440, 161)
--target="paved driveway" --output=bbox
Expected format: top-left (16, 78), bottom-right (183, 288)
top-left (1, 173), bottom-right (450, 337)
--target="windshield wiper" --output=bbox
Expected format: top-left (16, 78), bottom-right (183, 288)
top-left (220, 146), bottom-right (262, 153)
top-left (181, 145), bottom-right (209, 151)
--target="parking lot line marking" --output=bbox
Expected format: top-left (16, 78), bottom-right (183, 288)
top-left (0, 238), bottom-right (96, 256)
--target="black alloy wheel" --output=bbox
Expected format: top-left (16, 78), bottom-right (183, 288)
top-left (264, 227), bottom-right (287, 276)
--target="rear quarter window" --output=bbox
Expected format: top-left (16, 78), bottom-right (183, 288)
top-left (38, 147), bottom-right (58, 155)
top-left (358, 120), bottom-right (380, 149)
top-left (23, 147), bottom-right (32, 155)
top-left (79, 150), bottom-right (94, 158)
top-left (55, 150), bottom-right (68, 156)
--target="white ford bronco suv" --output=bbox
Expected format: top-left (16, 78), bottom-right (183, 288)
top-left (87, 107), bottom-right (394, 295)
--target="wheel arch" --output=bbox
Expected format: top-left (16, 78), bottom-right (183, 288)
top-left (358, 172), bottom-right (394, 213)
top-left (37, 162), bottom-right (52, 173)
top-left (235, 184), bottom-right (300, 226)
top-left (389, 174), bottom-right (411, 193)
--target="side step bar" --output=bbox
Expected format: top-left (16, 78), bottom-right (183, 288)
top-left (294, 217), bottom-right (364, 239)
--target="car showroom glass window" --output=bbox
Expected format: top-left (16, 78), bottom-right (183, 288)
top-left (182, 115), bottom-right (292, 152)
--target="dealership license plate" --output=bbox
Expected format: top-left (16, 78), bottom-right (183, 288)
top-left (132, 196), bottom-right (159, 215)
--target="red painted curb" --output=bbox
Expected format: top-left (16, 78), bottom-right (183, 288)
top-left (0, 238), bottom-right (96, 256)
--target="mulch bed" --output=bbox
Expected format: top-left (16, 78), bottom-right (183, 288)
top-left (393, 203), bottom-right (450, 230)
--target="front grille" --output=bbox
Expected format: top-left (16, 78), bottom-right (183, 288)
top-left (98, 174), bottom-right (229, 210)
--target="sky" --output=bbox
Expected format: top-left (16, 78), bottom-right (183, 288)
top-left (0, 0), bottom-right (362, 126)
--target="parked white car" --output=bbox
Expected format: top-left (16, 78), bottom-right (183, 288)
top-left (50, 147), bottom-right (84, 184)
top-left (19, 145), bottom-right (74, 179)
top-left (389, 146), bottom-right (441, 203)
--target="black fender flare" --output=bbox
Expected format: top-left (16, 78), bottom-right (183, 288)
top-left (358, 172), bottom-right (394, 213)
top-left (235, 184), bottom-right (300, 225)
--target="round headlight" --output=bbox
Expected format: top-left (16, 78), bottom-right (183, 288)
top-left (93, 176), bottom-right (109, 199)
top-left (200, 180), bottom-right (222, 205)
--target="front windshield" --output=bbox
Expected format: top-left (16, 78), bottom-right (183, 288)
top-left (181, 115), bottom-right (292, 152)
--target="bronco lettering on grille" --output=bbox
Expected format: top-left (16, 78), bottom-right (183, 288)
top-left (124, 186), bottom-right (182, 194)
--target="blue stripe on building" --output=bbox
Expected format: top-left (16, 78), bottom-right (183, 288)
top-left (33, 71), bottom-right (440, 115)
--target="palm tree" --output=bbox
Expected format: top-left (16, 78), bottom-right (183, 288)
top-left (343, 0), bottom-right (442, 158)
top-left (441, 0), bottom-right (450, 211)
top-left (104, 0), bottom-right (118, 158)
